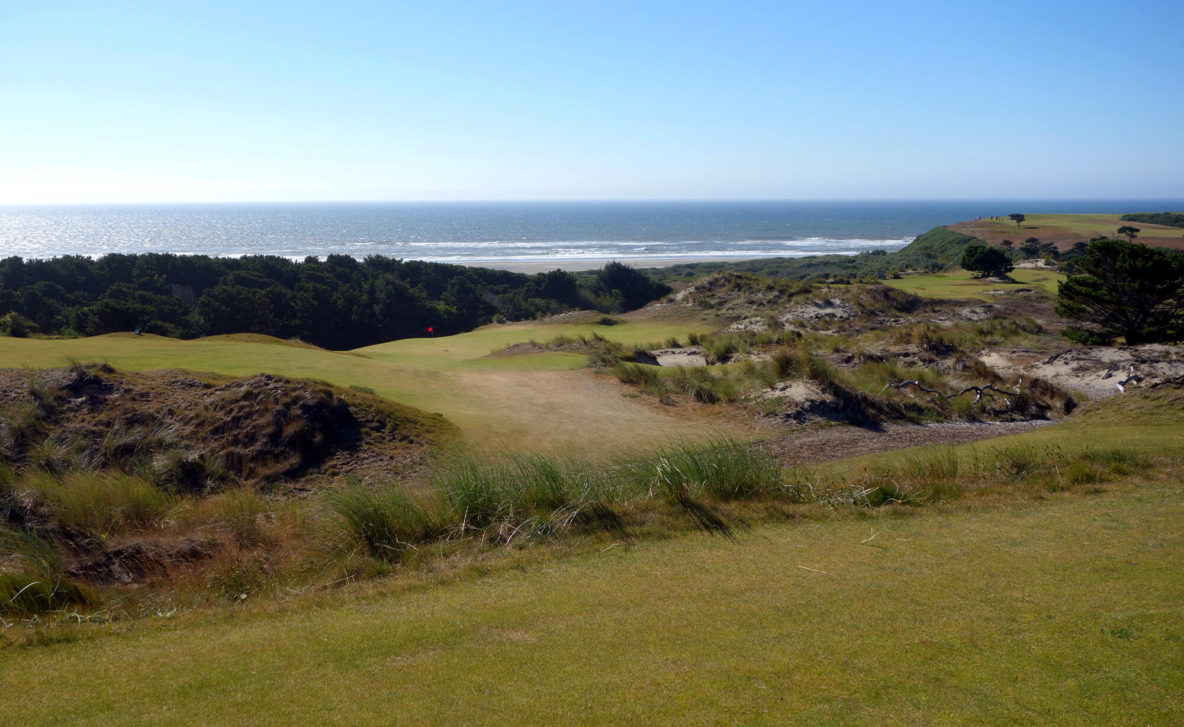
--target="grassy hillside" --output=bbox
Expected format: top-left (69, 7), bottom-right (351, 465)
top-left (889, 225), bottom-right (984, 269)
top-left (950, 213), bottom-right (1184, 250)
top-left (0, 317), bottom-right (734, 453)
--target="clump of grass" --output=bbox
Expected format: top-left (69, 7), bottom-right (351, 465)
top-left (433, 455), bottom-right (515, 529)
top-left (327, 484), bottom-right (442, 562)
top-left (0, 526), bottom-right (94, 617)
top-left (205, 547), bottom-right (273, 601)
top-left (181, 486), bottom-right (270, 544)
top-left (703, 334), bottom-right (750, 364)
top-left (22, 470), bottom-right (173, 538)
top-left (0, 401), bottom-right (48, 455)
top-left (26, 439), bottom-right (78, 475)
top-left (150, 448), bottom-right (224, 493)
top-left (645, 439), bottom-right (783, 501)
top-left (989, 444), bottom-right (1046, 482)
top-left (667, 368), bottom-right (724, 403)
top-left (430, 452), bottom-right (610, 535)
top-left (612, 362), bottom-right (666, 396)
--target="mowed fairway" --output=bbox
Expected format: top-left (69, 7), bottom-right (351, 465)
top-left (0, 316), bottom-right (737, 452)
top-left (884, 268), bottom-right (1064, 299)
top-left (950, 214), bottom-right (1184, 250)
top-left (3, 477), bottom-right (1181, 725)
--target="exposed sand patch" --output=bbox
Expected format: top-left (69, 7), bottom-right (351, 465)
top-left (777, 299), bottom-right (856, 325)
top-left (979, 345), bottom-right (1184, 399)
top-left (651, 348), bottom-right (707, 367)
top-left (726, 317), bottom-right (771, 333)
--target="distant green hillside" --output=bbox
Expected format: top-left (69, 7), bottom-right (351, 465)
top-left (892, 226), bottom-right (985, 268)
top-left (1120, 212), bottom-right (1184, 229)
top-left (648, 226), bottom-right (983, 283)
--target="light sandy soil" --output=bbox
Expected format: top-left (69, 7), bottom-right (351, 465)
top-left (979, 345), bottom-right (1184, 399)
top-left (651, 348), bottom-right (707, 367)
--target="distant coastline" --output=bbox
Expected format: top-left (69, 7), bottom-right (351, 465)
top-left (4, 199), bottom-right (1182, 266)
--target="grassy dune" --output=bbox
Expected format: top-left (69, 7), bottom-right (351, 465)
top-left (0, 316), bottom-right (734, 453)
top-left (884, 268), bottom-right (1064, 299)
top-left (3, 472), bottom-right (1180, 725)
top-left (2, 336), bottom-right (1180, 723)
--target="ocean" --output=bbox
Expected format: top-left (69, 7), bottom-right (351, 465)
top-left (1, 200), bottom-right (1180, 267)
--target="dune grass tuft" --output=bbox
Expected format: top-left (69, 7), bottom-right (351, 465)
top-left (327, 485), bottom-right (443, 562)
top-left (0, 526), bottom-right (94, 617)
top-left (21, 470), bottom-right (174, 538)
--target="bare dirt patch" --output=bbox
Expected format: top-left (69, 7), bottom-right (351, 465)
top-left (760, 420), bottom-right (1054, 467)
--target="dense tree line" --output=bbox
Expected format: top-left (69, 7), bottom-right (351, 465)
top-left (1119, 212), bottom-right (1184, 229)
top-left (0, 254), bottom-right (669, 349)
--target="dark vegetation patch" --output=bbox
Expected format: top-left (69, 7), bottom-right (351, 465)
top-left (0, 363), bottom-right (453, 490)
top-left (0, 255), bottom-right (669, 349)
top-left (1120, 212), bottom-right (1184, 229)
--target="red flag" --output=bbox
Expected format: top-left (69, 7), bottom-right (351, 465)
top-left (427, 327), bottom-right (434, 334)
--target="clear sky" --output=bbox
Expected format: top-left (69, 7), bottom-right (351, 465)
top-left (2, 0), bottom-right (1182, 203)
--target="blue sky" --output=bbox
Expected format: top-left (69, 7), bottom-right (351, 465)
top-left (2, 0), bottom-right (1182, 203)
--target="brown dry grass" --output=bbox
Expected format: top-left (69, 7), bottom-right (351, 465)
top-left (950, 214), bottom-right (1184, 250)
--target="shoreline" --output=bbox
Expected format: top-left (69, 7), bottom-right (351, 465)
top-left (457, 255), bottom-right (767, 273)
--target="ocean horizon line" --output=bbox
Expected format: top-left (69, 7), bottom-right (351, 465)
top-left (4, 197), bottom-right (1184, 208)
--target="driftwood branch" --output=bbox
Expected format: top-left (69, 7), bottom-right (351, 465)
top-left (881, 378), bottom-right (1022, 405)
top-left (1115, 366), bottom-right (1143, 394)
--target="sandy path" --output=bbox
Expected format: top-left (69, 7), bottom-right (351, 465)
top-left (762, 420), bottom-right (1055, 467)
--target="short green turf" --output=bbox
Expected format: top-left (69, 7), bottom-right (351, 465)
top-left (885, 268), bottom-right (1064, 299)
top-left (3, 476), bottom-right (1179, 725)
top-left (353, 317), bottom-right (713, 370)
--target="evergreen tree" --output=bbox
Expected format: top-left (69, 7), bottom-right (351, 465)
top-left (960, 244), bottom-right (1014, 278)
top-left (1056, 239), bottom-right (1184, 345)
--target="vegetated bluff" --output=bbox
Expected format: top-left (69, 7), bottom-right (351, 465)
top-left (0, 255), bottom-right (669, 349)
top-left (650, 226), bottom-right (985, 283)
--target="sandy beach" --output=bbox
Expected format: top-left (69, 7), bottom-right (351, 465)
top-left (460, 255), bottom-right (765, 273)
